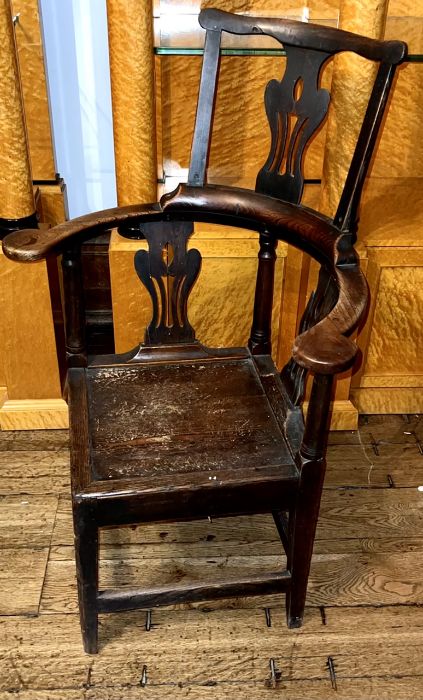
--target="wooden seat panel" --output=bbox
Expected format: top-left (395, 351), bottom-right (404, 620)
top-left (85, 357), bottom-right (295, 482)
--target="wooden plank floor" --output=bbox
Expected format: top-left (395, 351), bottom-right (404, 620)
top-left (0, 414), bottom-right (423, 699)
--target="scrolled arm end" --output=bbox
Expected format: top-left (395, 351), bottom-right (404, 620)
top-left (2, 202), bottom-right (162, 263)
top-left (292, 265), bottom-right (368, 375)
top-left (2, 228), bottom-right (44, 262)
top-left (292, 319), bottom-right (359, 375)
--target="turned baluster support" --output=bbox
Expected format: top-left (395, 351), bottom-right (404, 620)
top-left (248, 231), bottom-right (277, 356)
top-left (61, 246), bottom-right (87, 367)
top-left (300, 373), bottom-right (334, 461)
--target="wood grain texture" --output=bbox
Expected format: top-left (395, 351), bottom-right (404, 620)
top-left (11, 0), bottom-right (56, 180)
top-left (356, 413), bottom-right (423, 443)
top-left (0, 250), bottom-right (63, 407)
top-left (0, 7), bottom-right (410, 669)
top-left (0, 0), bottom-right (34, 218)
top-left (349, 179), bottom-right (423, 414)
top-left (157, 0), bottom-right (339, 12)
top-left (304, 399), bottom-right (358, 430)
top-left (37, 181), bottom-right (68, 227)
top-left (351, 388), bottom-right (423, 414)
top-left (106, 0), bottom-right (157, 205)
top-left (0, 547), bottom-right (49, 614)
top-left (3, 606), bottom-right (423, 695)
top-left (46, 488), bottom-right (423, 583)
top-left (0, 449), bottom-right (70, 495)
top-left (365, 266), bottom-right (423, 376)
top-left (325, 442), bottom-right (423, 488)
top-left (2, 416), bottom-right (423, 695)
top-left (86, 359), bottom-right (293, 480)
top-left (359, 177), bottom-right (423, 247)
top-left (156, 0), bottom-right (340, 15)
top-left (161, 54), bottom-right (330, 183)
top-left (2, 608), bottom-right (423, 689)
top-left (0, 494), bottom-right (57, 547)
top-left (133, 221), bottom-right (200, 345)
top-left (110, 228), bottom-right (285, 356)
top-left (161, 183), bottom-right (367, 375)
top-left (0, 399), bottom-right (69, 430)
top-left (37, 549), bottom-right (423, 617)
top-left (387, 0), bottom-right (423, 16)
top-left (359, 375), bottom-right (423, 388)
top-left (109, 232), bottom-right (151, 354)
top-left (318, 0), bottom-right (389, 219)
top-left (371, 63), bottom-right (423, 178)
top-left (357, 258), bottom-right (423, 386)
top-left (49, 469), bottom-right (423, 549)
top-left (0, 428), bottom-right (69, 451)
top-left (2, 680), bottom-right (423, 699)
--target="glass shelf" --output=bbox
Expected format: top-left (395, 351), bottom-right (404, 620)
top-left (153, 12), bottom-right (423, 61)
top-left (155, 47), bottom-right (423, 61)
top-left (155, 47), bottom-right (287, 56)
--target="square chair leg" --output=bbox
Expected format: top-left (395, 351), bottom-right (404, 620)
top-left (73, 503), bottom-right (99, 654)
top-left (286, 458), bottom-right (326, 628)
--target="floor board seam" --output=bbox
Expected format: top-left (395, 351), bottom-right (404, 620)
top-left (37, 496), bottom-right (61, 614)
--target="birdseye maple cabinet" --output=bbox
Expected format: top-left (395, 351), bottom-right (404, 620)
top-left (0, 0), bottom-right (422, 430)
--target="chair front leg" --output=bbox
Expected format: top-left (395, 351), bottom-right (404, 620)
top-left (286, 456), bottom-right (326, 627)
top-left (73, 501), bottom-right (99, 654)
top-left (286, 372), bottom-right (333, 627)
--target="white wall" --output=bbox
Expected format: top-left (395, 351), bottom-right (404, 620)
top-left (39, 0), bottom-right (117, 218)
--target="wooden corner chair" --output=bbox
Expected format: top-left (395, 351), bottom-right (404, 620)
top-left (2, 9), bottom-right (406, 654)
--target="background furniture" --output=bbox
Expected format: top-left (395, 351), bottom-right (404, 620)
top-left (0, 0), bottom-right (67, 430)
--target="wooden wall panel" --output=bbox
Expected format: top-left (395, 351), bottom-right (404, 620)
top-left (110, 229), bottom-right (286, 361)
top-left (109, 235), bottom-right (151, 354)
top-left (319, 0), bottom-right (389, 217)
top-left (371, 64), bottom-right (423, 179)
top-left (365, 266), bottom-right (423, 377)
top-left (0, 2), bottom-right (67, 429)
top-left (351, 178), bottom-right (423, 415)
top-left (0, 248), bottom-right (68, 430)
top-left (12, 0), bottom-right (56, 181)
top-left (37, 181), bottom-right (68, 227)
top-left (359, 177), bottom-right (423, 247)
top-left (161, 55), bottom-right (330, 185)
top-left (388, 0), bottom-right (423, 17)
top-left (187, 238), bottom-right (285, 353)
top-left (0, 254), bottom-right (61, 400)
top-left (106, 0), bottom-right (157, 204)
top-left (157, 0), bottom-right (339, 13)
top-left (0, 0), bottom-right (34, 219)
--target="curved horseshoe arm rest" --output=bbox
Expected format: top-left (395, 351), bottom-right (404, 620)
top-left (162, 185), bottom-right (368, 375)
top-left (2, 183), bottom-right (368, 374)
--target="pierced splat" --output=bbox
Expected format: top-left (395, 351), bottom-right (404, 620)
top-left (134, 221), bottom-right (201, 345)
top-left (256, 46), bottom-right (331, 204)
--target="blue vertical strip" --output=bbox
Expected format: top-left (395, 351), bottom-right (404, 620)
top-left (39, 0), bottom-right (117, 218)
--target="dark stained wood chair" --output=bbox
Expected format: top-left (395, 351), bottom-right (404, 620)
top-left (2, 9), bottom-right (406, 654)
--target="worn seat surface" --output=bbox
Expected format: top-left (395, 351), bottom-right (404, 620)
top-left (83, 354), bottom-right (297, 488)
